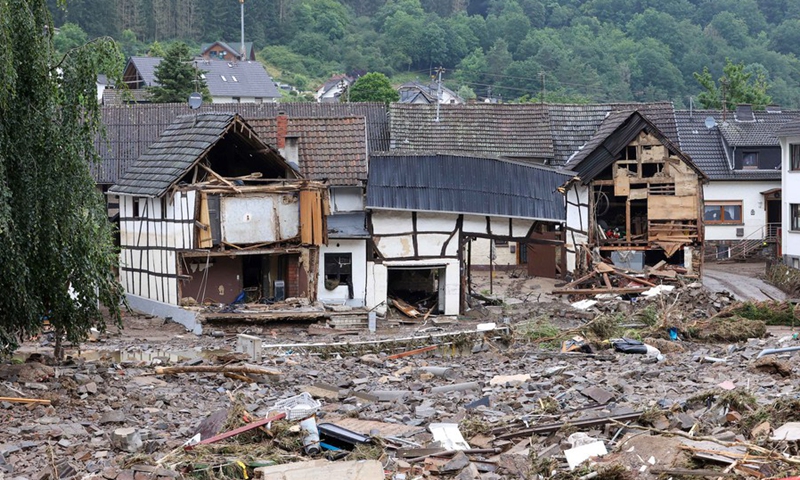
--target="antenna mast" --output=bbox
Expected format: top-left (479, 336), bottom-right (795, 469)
top-left (435, 66), bottom-right (444, 122)
top-left (239, 0), bottom-right (245, 60)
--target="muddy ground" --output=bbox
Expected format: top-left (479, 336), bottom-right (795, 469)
top-left (1, 265), bottom-right (799, 479)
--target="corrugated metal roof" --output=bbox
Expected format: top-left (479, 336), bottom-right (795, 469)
top-left (564, 111), bottom-right (703, 183)
top-left (249, 117), bottom-right (368, 186)
top-left (548, 102), bottom-right (678, 166)
top-left (94, 103), bottom-right (389, 185)
top-left (389, 103), bottom-right (554, 160)
top-left (367, 154), bottom-right (570, 221)
top-left (328, 212), bottom-right (369, 238)
top-left (108, 113), bottom-right (292, 197)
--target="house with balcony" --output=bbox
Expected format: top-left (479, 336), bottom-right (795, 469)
top-left (675, 105), bottom-right (800, 260)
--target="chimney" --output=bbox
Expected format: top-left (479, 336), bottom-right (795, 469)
top-left (734, 104), bottom-right (755, 122)
top-left (766, 104), bottom-right (782, 113)
top-left (276, 111), bottom-right (287, 149)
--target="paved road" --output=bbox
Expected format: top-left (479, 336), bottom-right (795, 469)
top-left (703, 266), bottom-right (786, 301)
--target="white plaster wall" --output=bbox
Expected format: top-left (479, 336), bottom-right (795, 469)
top-left (417, 212), bottom-right (458, 232)
top-left (330, 187), bottom-right (364, 213)
top-left (318, 239), bottom-right (366, 306)
top-left (703, 180), bottom-right (779, 241)
top-left (782, 135), bottom-right (800, 258)
top-left (118, 191), bottom-right (196, 305)
top-left (211, 96), bottom-right (261, 104)
top-left (371, 210), bottom-right (414, 234)
top-left (468, 238), bottom-right (517, 267)
top-left (366, 258), bottom-right (460, 315)
top-left (565, 185), bottom-right (589, 272)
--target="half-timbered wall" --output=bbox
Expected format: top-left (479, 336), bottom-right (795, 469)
top-left (118, 191), bottom-right (197, 305)
top-left (565, 185), bottom-right (590, 273)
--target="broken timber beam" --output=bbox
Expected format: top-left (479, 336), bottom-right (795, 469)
top-left (0, 396), bottom-right (51, 405)
top-left (551, 288), bottom-right (649, 295)
top-left (648, 468), bottom-right (736, 477)
top-left (155, 364), bottom-right (281, 376)
top-left (494, 411), bottom-right (643, 440)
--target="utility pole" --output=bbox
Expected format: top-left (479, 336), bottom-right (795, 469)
top-left (540, 71), bottom-right (546, 104)
top-left (434, 66), bottom-right (445, 122)
top-left (239, 0), bottom-right (245, 60)
top-left (721, 79), bottom-right (728, 122)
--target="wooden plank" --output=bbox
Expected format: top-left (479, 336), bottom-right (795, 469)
top-left (614, 168), bottom-right (630, 196)
top-left (647, 195), bottom-right (697, 220)
top-left (312, 190), bottom-right (323, 245)
top-left (0, 397), bottom-right (51, 405)
top-left (628, 188), bottom-right (647, 200)
top-left (551, 287), bottom-right (649, 295)
top-left (602, 273), bottom-right (612, 289)
top-left (611, 269), bottom-right (656, 287)
top-left (299, 189), bottom-right (313, 244)
top-left (648, 468), bottom-right (736, 478)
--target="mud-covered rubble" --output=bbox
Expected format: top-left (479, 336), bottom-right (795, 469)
top-left (1, 323), bottom-right (800, 479)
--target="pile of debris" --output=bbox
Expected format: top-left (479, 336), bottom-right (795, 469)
top-left (553, 261), bottom-right (697, 297)
top-left (3, 312), bottom-right (800, 480)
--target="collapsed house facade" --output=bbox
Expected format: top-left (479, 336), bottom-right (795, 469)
top-left (108, 113), bottom-right (328, 332)
top-left (365, 154), bottom-right (571, 315)
top-left (561, 111), bottom-right (707, 275)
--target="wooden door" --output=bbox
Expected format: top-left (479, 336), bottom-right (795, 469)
top-left (526, 231), bottom-right (562, 278)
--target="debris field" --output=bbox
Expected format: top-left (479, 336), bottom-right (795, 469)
top-left (1, 273), bottom-right (800, 480)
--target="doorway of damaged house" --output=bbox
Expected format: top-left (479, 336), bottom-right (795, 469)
top-left (387, 266), bottom-right (445, 316)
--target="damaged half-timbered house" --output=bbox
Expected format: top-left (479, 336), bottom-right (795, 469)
top-left (561, 110), bottom-right (707, 278)
top-left (365, 153), bottom-right (572, 316)
top-left (108, 113), bottom-right (328, 332)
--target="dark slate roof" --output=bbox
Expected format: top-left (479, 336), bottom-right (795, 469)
top-left (197, 60), bottom-right (280, 99)
top-left (249, 117), bottom-right (368, 186)
top-left (675, 109), bottom-right (800, 180)
top-left (389, 103), bottom-right (554, 160)
top-left (367, 153), bottom-right (570, 221)
top-left (674, 110), bottom-right (731, 180)
top-left (777, 121), bottom-right (800, 137)
top-left (564, 110), bottom-right (703, 183)
top-left (108, 113), bottom-right (291, 197)
top-left (717, 110), bottom-right (800, 146)
top-left (94, 103), bottom-right (389, 185)
top-left (328, 212), bottom-right (369, 238)
top-left (126, 56), bottom-right (161, 87)
top-left (548, 102), bottom-right (678, 166)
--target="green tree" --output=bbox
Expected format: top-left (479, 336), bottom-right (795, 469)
top-left (0, 0), bottom-right (124, 357)
top-left (347, 72), bottom-right (399, 103)
top-left (149, 42), bottom-right (208, 103)
top-left (53, 22), bottom-right (88, 56)
top-left (694, 58), bottom-right (771, 109)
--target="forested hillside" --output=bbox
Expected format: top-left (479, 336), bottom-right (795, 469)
top-left (48, 0), bottom-right (800, 107)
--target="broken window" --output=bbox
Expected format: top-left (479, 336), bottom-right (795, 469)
top-left (324, 253), bottom-right (353, 298)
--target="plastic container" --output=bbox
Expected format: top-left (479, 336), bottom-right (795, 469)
top-left (272, 392), bottom-right (321, 420)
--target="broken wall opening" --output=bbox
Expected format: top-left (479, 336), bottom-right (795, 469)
top-left (180, 253), bottom-right (304, 304)
top-left (387, 266), bottom-right (444, 314)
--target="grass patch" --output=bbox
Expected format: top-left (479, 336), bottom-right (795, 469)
top-left (516, 318), bottom-right (562, 349)
top-left (730, 301), bottom-right (796, 326)
top-left (586, 313), bottom-right (624, 340)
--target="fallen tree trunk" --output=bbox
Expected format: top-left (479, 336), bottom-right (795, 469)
top-left (155, 364), bottom-right (281, 376)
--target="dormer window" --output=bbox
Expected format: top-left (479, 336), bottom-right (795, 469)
top-left (742, 152), bottom-right (758, 169)
top-left (221, 75), bottom-right (227, 82)
top-left (231, 76), bottom-right (238, 82)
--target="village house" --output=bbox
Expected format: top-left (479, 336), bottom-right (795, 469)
top-left (778, 121), bottom-right (800, 268)
top-left (315, 74), bottom-right (354, 103)
top-left (397, 80), bottom-right (464, 105)
top-left (200, 41), bottom-right (256, 61)
top-left (675, 105), bottom-right (799, 260)
top-left (107, 113), bottom-right (328, 332)
top-left (561, 110), bottom-right (706, 276)
top-left (365, 153), bottom-right (571, 315)
top-left (117, 56), bottom-right (281, 104)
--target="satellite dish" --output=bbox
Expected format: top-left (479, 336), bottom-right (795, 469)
top-left (704, 116), bottom-right (717, 129)
top-left (188, 92), bottom-right (203, 110)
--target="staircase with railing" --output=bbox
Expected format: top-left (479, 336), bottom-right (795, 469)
top-left (705, 223), bottom-right (780, 261)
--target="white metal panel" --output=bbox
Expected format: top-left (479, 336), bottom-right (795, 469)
top-left (330, 187), bottom-right (364, 213)
top-left (512, 218), bottom-right (533, 237)
top-left (220, 194), bottom-right (299, 244)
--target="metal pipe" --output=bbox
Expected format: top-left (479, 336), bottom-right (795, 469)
top-left (757, 346), bottom-right (800, 359)
top-left (430, 382), bottom-right (480, 393)
top-left (418, 366), bottom-right (453, 379)
top-left (240, 0), bottom-right (245, 60)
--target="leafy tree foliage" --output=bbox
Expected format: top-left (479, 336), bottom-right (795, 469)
top-left (347, 72), bottom-right (399, 103)
top-left (149, 42), bottom-right (209, 103)
top-left (54, 22), bottom-right (88, 56)
top-left (0, 0), bottom-right (124, 357)
top-left (694, 58), bottom-right (772, 110)
top-left (44, 0), bottom-right (800, 108)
